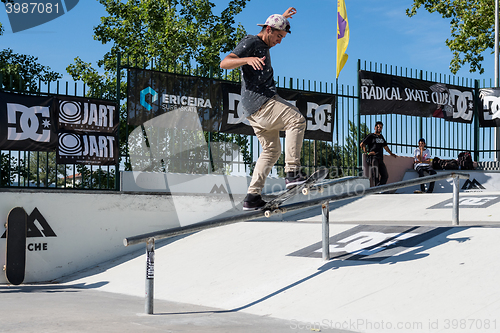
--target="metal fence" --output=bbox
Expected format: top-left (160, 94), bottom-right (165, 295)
top-left (0, 74), bottom-right (118, 190)
top-left (1, 57), bottom-right (498, 190)
top-left (357, 60), bottom-right (498, 162)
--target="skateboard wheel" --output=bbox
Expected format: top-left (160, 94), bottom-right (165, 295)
top-left (302, 188), bottom-right (309, 195)
top-left (318, 187), bottom-right (324, 193)
top-left (264, 210), bottom-right (271, 218)
top-left (2, 265), bottom-right (5, 271)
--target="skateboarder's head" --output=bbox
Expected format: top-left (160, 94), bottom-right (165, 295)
top-left (374, 121), bottom-right (383, 134)
top-left (258, 14), bottom-right (290, 47)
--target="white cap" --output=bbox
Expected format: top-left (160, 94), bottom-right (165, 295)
top-left (257, 14), bottom-right (291, 33)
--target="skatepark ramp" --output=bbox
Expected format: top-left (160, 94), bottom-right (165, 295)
top-left (124, 172), bottom-right (470, 314)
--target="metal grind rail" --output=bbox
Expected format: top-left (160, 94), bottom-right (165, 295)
top-left (124, 172), bottom-right (469, 314)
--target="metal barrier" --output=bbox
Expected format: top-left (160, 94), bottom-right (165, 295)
top-left (123, 172), bottom-right (469, 314)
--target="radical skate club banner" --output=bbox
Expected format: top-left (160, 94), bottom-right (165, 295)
top-left (359, 70), bottom-right (474, 124)
top-left (0, 91), bottom-right (57, 151)
top-left (127, 68), bottom-right (222, 132)
top-left (127, 68), bottom-right (334, 141)
top-left (0, 91), bottom-right (118, 165)
top-left (478, 88), bottom-right (500, 127)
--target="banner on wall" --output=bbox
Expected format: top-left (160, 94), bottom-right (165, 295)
top-left (0, 91), bottom-right (119, 165)
top-left (478, 88), bottom-right (500, 127)
top-left (127, 68), bottom-right (334, 141)
top-left (0, 91), bottom-right (57, 151)
top-left (359, 70), bottom-right (474, 124)
top-left (56, 96), bottom-right (119, 165)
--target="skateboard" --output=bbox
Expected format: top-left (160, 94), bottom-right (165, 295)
top-left (4, 207), bottom-right (27, 285)
top-left (263, 168), bottom-right (329, 218)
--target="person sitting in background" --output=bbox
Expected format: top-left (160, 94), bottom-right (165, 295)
top-left (413, 138), bottom-right (437, 193)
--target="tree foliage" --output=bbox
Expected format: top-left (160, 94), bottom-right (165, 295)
top-left (86, 0), bottom-right (248, 76)
top-left (0, 48), bottom-right (62, 91)
top-left (407, 0), bottom-right (495, 74)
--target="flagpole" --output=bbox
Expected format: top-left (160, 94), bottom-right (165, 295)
top-left (495, 0), bottom-right (500, 161)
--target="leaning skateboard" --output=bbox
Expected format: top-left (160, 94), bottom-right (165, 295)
top-left (263, 168), bottom-right (329, 218)
top-left (4, 207), bottom-right (27, 285)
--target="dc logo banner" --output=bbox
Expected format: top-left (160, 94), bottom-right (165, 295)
top-left (57, 132), bottom-right (118, 166)
top-left (57, 96), bottom-right (118, 133)
top-left (0, 91), bottom-right (57, 151)
top-left (220, 83), bottom-right (334, 141)
top-left (478, 88), bottom-right (500, 127)
top-left (220, 82), bottom-right (255, 136)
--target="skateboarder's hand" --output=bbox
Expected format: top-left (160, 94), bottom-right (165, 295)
top-left (282, 7), bottom-right (297, 19)
top-left (247, 56), bottom-right (266, 71)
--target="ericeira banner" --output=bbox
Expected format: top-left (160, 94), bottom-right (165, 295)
top-left (0, 91), bottom-right (118, 165)
top-left (478, 88), bottom-right (500, 127)
top-left (359, 70), bottom-right (474, 124)
top-left (128, 68), bottom-right (334, 141)
top-left (127, 68), bottom-right (221, 132)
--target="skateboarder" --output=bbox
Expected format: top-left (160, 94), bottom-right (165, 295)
top-left (220, 7), bottom-right (307, 210)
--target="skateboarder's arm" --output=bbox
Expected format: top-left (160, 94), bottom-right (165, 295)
top-left (220, 53), bottom-right (266, 71)
top-left (384, 145), bottom-right (397, 157)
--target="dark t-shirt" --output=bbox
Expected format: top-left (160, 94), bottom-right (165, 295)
top-left (361, 133), bottom-right (387, 159)
top-left (231, 35), bottom-right (277, 116)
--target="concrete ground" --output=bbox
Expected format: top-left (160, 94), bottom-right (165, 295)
top-left (2, 192), bottom-right (500, 333)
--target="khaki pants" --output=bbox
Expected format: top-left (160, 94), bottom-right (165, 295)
top-left (246, 95), bottom-right (306, 195)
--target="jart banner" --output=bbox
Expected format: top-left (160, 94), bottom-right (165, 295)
top-left (127, 68), bottom-right (334, 141)
top-left (56, 96), bottom-right (119, 165)
top-left (478, 88), bottom-right (500, 127)
top-left (0, 91), bottom-right (118, 165)
top-left (0, 91), bottom-right (57, 151)
top-left (359, 70), bottom-right (474, 124)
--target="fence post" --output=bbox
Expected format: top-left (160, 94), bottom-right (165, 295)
top-left (452, 175), bottom-right (460, 226)
top-left (322, 202), bottom-right (330, 261)
top-left (115, 51), bottom-right (121, 190)
top-left (145, 237), bottom-right (155, 314)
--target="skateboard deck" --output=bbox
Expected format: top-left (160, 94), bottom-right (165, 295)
top-left (5, 207), bottom-right (27, 285)
top-left (263, 168), bottom-right (329, 217)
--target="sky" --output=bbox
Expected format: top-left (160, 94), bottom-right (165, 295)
top-left (0, 0), bottom-right (497, 91)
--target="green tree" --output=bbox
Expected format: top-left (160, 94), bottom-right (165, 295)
top-left (0, 48), bottom-right (62, 91)
top-left (67, 0), bottom-right (251, 174)
top-left (1, 152), bottom-right (27, 186)
top-left (74, 165), bottom-right (116, 189)
top-left (27, 152), bottom-right (67, 187)
top-left (336, 120), bottom-right (370, 176)
top-left (407, 0), bottom-right (494, 74)
top-left (93, 0), bottom-right (248, 76)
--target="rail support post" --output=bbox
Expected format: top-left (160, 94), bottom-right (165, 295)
top-left (322, 202), bottom-right (330, 261)
top-left (452, 175), bottom-right (460, 226)
top-left (145, 237), bottom-right (155, 314)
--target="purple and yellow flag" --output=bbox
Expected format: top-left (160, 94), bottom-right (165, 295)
top-left (337, 0), bottom-right (349, 78)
